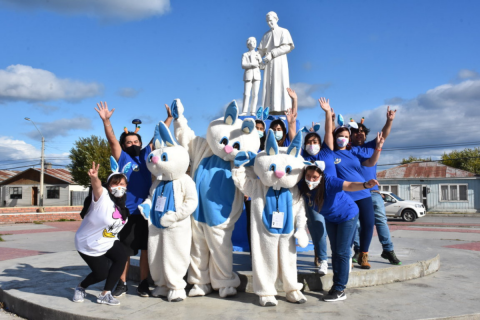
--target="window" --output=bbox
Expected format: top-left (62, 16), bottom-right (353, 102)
top-left (10, 187), bottom-right (22, 199)
top-left (381, 185), bottom-right (399, 195)
top-left (439, 184), bottom-right (468, 201)
top-left (46, 186), bottom-right (60, 199)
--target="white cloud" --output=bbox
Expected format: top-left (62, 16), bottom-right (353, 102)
top-left (0, 0), bottom-right (170, 21)
top-left (457, 69), bottom-right (479, 80)
top-left (342, 77), bottom-right (480, 167)
top-left (0, 65), bottom-right (103, 103)
top-left (290, 82), bottom-right (331, 109)
top-left (26, 117), bottom-right (93, 139)
top-left (117, 87), bottom-right (142, 98)
top-left (0, 136), bottom-right (70, 170)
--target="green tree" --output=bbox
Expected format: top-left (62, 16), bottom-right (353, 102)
top-left (441, 147), bottom-right (480, 174)
top-left (68, 135), bottom-right (112, 187)
top-left (401, 156), bottom-right (432, 164)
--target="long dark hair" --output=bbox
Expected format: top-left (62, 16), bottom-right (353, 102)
top-left (298, 166), bottom-right (326, 211)
top-left (255, 120), bottom-right (266, 151)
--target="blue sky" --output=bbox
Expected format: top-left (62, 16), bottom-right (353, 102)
top-left (1, 0), bottom-right (479, 170)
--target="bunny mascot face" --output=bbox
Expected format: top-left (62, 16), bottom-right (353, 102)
top-left (171, 99), bottom-right (260, 299)
top-left (138, 121), bottom-right (198, 302)
top-left (231, 129), bottom-right (309, 307)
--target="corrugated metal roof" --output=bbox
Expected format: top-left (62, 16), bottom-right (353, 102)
top-left (0, 170), bottom-right (21, 182)
top-left (32, 168), bottom-right (75, 184)
top-left (378, 162), bottom-right (476, 179)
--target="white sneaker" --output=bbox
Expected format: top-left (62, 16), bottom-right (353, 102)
top-left (317, 260), bottom-right (328, 275)
top-left (72, 286), bottom-right (86, 303)
top-left (97, 291), bottom-right (120, 306)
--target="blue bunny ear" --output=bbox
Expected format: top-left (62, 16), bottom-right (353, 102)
top-left (153, 123), bottom-right (164, 149)
top-left (313, 123), bottom-right (321, 132)
top-left (265, 129), bottom-right (279, 156)
top-left (171, 99), bottom-right (179, 120)
top-left (267, 115), bottom-right (276, 121)
top-left (303, 161), bottom-right (314, 167)
top-left (110, 156), bottom-right (119, 173)
top-left (287, 130), bottom-right (303, 157)
top-left (242, 118), bottom-right (255, 134)
top-left (256, 107), bottom-right (264, 120)
top-left (314, 160), bottom-right (326, 171)
top-left (122, 162), bottom-right (132, 176)
top-left (158, 121), bottom-right (176, 147)
top-left (301, 126), bottom-right (310, 133)
top-left (224, 100), bottom-right (238, 125)
top-left (263, 107), bottom-right (270, 120)
top-left (337, 114), bottom-right (344, 127)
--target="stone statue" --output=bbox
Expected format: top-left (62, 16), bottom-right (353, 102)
top-left (241, 37), bottom-right (263, 116)
top-left (258, 11), bottom-right (294, 114)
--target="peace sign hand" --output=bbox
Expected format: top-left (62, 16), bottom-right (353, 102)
top-left (88, 161), bottom-right (100, 179)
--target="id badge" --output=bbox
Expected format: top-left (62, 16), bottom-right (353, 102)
top-left (271, 211), bottom-right (284, 229)
top-left (155, 196), bottom-right (167, 212)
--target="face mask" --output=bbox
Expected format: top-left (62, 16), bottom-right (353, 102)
top-left (125, 145), bottom-right (141, 158)
top-left (305, 177), bottom-right (321, 190)
top-left (306, 144), bottom-right (320, 155)
top-left (274, 131), bottom-right (283, 141)
top-left (336, 137), bottom-right (349, 148)
top-left (258, 131), bottom-right (264, 139)
top-left (110, 186), bottom-right (127, 198)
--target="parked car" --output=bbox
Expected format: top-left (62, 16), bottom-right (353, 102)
top-left (379, 191), bottom-right (426, 222)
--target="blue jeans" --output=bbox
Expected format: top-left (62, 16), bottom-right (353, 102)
top-left (306, 206), bottom-right (327, 261)
top-left (325, 214), bottom-right (359, 292)
top-left (354, 192), bottom-right (394, 252)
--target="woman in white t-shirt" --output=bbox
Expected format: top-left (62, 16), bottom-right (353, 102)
top-left (73, 161), bottom-right (130, 306)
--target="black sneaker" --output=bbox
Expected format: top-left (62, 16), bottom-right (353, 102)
top-left (323, 289), bottom-right (346, 302)
top-left (112, 282), bottom-right (128, 297)
top-left (352, 251), bottom-right (360, 263)
top-left (137, 279), bottom-right (151, 297)
top-left (381, 250), bottom-right (402, 265)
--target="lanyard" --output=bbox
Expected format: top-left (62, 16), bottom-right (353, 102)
top-left (160, 181), bottom-right (166, 197)
top-left (273, 188), bottom-right (281, 212)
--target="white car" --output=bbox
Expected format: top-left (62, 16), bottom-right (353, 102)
top-left (379, 191), bottom-right (426, 222)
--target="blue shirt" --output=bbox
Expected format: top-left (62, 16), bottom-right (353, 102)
top-left (357, 139), bottom-right (378, 191)
top-left (301, 142), bottom-right (337, 177)
top-left (303, 175), bottom-right (359, 224)
top-left (333, 145), bottom-right (373, 201)
top-left (117, 145), bottom-right (152, 215)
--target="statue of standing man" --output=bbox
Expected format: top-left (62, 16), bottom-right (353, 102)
top-left (258, 11), bottom-right (295, 114)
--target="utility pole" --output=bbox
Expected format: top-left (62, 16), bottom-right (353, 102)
top-left (25, 117), bottom-right (45, 210)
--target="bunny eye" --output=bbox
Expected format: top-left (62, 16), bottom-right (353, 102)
top-left (148, 154), bottom-right (154, 163)
top-left (285, 165), bottom-right (292, 174)
top-left (233, 142), bottom-right (241, 150)
top-left (270, 164), bottom-right (276, 172)
top-left (161, 152), bottom-right (168, 162)
top-left (220, 136), bottom-right (229, 146)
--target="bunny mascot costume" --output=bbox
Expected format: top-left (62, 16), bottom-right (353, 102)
top-left (138, 122), bottom-right (198, 302)
top-left (171, 99), bottom-right (260, 298)
top-left (232, 129), bottom-right (309, 307)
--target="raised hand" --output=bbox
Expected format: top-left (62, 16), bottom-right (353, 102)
top-left (165, 104), bottom-right (173, 118)
top-left (376, 132), bottom-right (385, 149)
top-left (318, 97), bottom-right (331, 113)
top-left (95, 101), bottom-right (114, 121)
top-left (286, 88), bottom-right (297, 101)
top-left (87, 161), bottom-right (100, 179)
top-left (285, 107), bottom-right (297, 123)
top-left (386, 106), bottom-right (397, 121)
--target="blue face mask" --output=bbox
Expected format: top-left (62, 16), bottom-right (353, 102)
top-left (274, 131), bottom-right (283, 141)
top-left (258, 131), bottom-right (264, 138)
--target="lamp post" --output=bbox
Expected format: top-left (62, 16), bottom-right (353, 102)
top-left (25, 117), bottom-right (45, 208)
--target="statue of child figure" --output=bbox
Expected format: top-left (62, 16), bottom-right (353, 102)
top-left (241, 37), bottom-right (263, 116)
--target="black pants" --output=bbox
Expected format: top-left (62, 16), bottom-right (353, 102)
top-left (78, 240), bottom-right (128, 291)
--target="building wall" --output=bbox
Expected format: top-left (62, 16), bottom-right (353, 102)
top-left (1, 184), bottom-right (70, 207)
top-left (379, 178), bottom-right (480, 213)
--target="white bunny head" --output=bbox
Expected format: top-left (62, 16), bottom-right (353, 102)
top-left (206, 100), bottom-right (260, 162)
top-left (254, 129), bottom-right (305, 190)
top-left (146, 121), bottom-right (189, 181)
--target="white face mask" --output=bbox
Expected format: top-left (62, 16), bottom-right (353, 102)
top-left (336, 137), bottom-right (349, 148)
top-left (305, 177), bottom-right (321, 190)
top-left (306, 144), bottom-right (320, 155)
top-left (110, 186), bottom-right (127, 198)
top-left (274, 131), bottom-right (283, 141)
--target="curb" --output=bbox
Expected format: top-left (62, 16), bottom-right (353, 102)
top-left (127, 254), bottom-right (441, 293)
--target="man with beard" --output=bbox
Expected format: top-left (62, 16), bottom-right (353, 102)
top-left (95, 102), bottom-right (152, 298)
